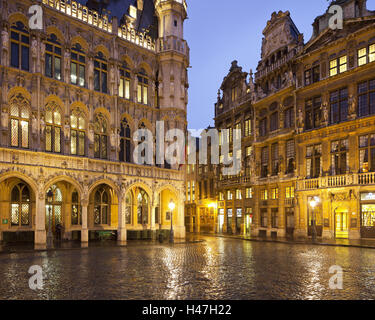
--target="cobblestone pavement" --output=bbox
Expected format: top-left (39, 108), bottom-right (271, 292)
top-left (0, 236), bottom-right (375, 300)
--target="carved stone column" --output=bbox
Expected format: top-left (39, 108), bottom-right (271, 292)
top-left (35, 191), bottom-right (46, 248)
top-left (117, 188), bottom-right (127, 244)
top-left (81, 197), bottom-right (89, 243)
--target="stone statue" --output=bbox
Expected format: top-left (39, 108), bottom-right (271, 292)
top-left (1, 29), bottom-right (8, 64)
top-left (31, 113), bottom-right (37, 135)
top-left (109, 65), bottom-right (115, 84)
top-left (297, 107), bottom-right (304, 131)
top-left (322, 102), bottom-right (329, 123)
top-left (40, 43), bottom-right (45, 61)
top-left (64, 49), bottom-right (70, 74)
top-left (349, 94), bottom-right (357, 115)
top-left (1, 108), bottom-right (8, 129)
top-left (64, 121), bottom-right (70, 140)
top-left (88, 126), bottom-right (94, 144)
top-left (110, 129), bottom-right (116, 148)
top-left (40, 116), bottom-right (45, 135)
top-left (31, 38), bottom-right (38, 72)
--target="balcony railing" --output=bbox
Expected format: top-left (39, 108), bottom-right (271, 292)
top-left (298, 172), bottom-right (375, 191)
top-left (156, 36), bottom-right (189, 56)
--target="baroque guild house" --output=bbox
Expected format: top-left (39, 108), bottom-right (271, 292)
top-left (207, 0), bottom-right (375, 240)
top-left (0, 0), bottom-right (189, 246)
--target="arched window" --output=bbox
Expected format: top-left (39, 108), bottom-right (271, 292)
top-left (70, 109), bottom-right (86, 156)
top-left (45, 102), bottom-right (62, 153)
top-left (11, 183), bottom-right (30, 226)
top-left (10, 21), bottom-right (29, 71)
top-left (120, 118), bottom-right (131, 163)
top-left (94, 113), bottom-right (108, 159)
top-left (137, 68), bottom-right (148, 105)
top-left (94, 186), bottom-right (110, 225)
top-left (71, 190), bottom-right (81, 225)
top-left (45, 33), bottom-right (62, 80)
top-left (71, 43), bottom-right (86, 87)
top-left (119, 62), bottom-right (131, 100)
top-left (10, 94), bottom-right (30, 149)
top-left (137, 189), bottom-right (149, 225)
top-left (125, 192), bottom-right (132, 224)
top-left (94, 51), bottom-right (107, 93)
top-left (45, 185), bottom-right (62, 231)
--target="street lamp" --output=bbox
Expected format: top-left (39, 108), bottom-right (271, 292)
top-left (309, 197), bottom-right (319, 242)
top-left (169, 199), bottom-right (175, 244)
top-left (47, 189), bottom-right (54, 247)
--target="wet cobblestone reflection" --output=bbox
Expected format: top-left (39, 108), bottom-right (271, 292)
top-left (0, 237), bottom-right (375, 300)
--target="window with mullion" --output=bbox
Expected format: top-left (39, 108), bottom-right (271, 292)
top-left (358, 79), bottom-right (375, 117)
top-left (271, 143), bottom-right (279, 176)
top-left (286, 139), bottom-right (295, 174)
top-left (71, 43), bottom-right (86, 87)
top-left (10, 22), bottom-right (29, 71)
top-left (261, 146), bottom-right (269, 178)
top-left (331, 139), bottom-right (348, 175)
top-left (306, 144), bottom-right (322, 178)
top-left (330, 56), bottom-right (347, 77)
top-left (45, 106), bottom-right (62, 153)
top-left (305, 97), bottom-right (322, 130)
top-left (94, 114), bottom-right (108, 159)
top-left (10, 101), bottom-right (30, 149)
top-left (45, 34), bottom-right (62, 80)
top-left (70, 111), bottom-right (86, 156)
top-left (137, 72), bottom-right (149, 105)
top-left (284, 107), bottom-right (294, 128)
top-left (120, 119), bottom-right (132, 163)
top-left (259, 117), bottom-right (267, 136)
top-left (119, 64), bottom-right (131, 100)
top-left (359, 134), bottom-right (375, 173)
top-left (330, 88), bottom-right (348, 124)
top-left (270, 112), bottom-right (279, 132)
top-left (94, 52), bottom-right (107, 93)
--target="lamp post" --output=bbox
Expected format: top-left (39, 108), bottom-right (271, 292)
top-left (309, 197), bottom-right (318, 242)
top-left (169, 199), bottom-right (175, 244)
top-left (47, 189), bottom-right (53, 247)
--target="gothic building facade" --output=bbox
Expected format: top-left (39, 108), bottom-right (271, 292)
top-left (0, 0), bottom-right (189, 246)
top-left (212, 0), bottom-right (375, 240)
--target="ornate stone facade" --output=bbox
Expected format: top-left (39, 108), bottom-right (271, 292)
top-left (211, 0), bottom-right (375, 240)
top-left (0, 0), bottom-right (189, 246)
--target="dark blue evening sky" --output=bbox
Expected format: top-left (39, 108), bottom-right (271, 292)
top-left (184, 0), bottom-right (375, 130)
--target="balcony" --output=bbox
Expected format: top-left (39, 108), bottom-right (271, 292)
top-left (156, 36), bottom-right (190, 56)
top-left (297, 172), bottom-right (375, 191)
top-left (218, 176), bottom-right (251, 188)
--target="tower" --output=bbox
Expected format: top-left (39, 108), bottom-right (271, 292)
top-left (155, 0), bottom-right (189, 112)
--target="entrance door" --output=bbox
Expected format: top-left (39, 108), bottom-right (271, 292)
top-left (218, 210), bottom-right (224, 233)
top-left (245, 215), bottom-right (251, 236)
top-left (335, 209), bottom-right (348, 239)
top-left (45, 204), bottom-right (62, 235)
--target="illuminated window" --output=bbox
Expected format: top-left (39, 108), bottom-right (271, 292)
top-left (219, 192), bottom-right (224, 201)
top-left (71, 43), bottom-right (85, 87)
top-left (192, 181), bottom-right (195, 201)
top-left (119, 62), bottom-right (131, 100)
top-left (227, 191), bottom-right (233, 200)
top-left (10, 183), bottom-right (30, 227)
top-left (329, 59), bottom-right (338, 76)
top-left (94, 113), bottom-right (108, 159)
top-left (45, 102), bottom-right (62, 153)
top-left (305, 96), bottom-right (322, 130)
top-left (246, 188), bottom-right (253, 199)
top-left (330, 88), bottom-right (348, 124)
top-left (246, 146), bottom-right (252, 157)
top-left (358, 47), bottom-right (367, 66)
top-left (70, 109), bottom-right (85, 156)
top-left (137, 69), bottom-right (148, 105)
top-left (261, 189), bottom-right (268, 200)
top-left (339, 56), bottom-right (347, 73)
top-left (231, 87), bottom-right (238, 101)
top-left (187, 182), bottom-right (191, 202)
top-left (125, 193), bottom-right (133, 224)
top-left (306, 144), bottom-right (322, 178)
top-left (358, 79), bottom-right (375, 117)
top-left (137, 189), bottom-right (149, 225)
top-left (71, 190), bottom-right (81, 225)
top-left (245, 119), bottom-right (251, 137)
top-left (261, 146), bottom-right (269, 178)
top-left (370, 44), bottom-right (375, 63)
top-left (286, 187), bottom-right (295, 199)
top-left (331, 139), bottom-right (348, 175)
top-left (94, 186), bottom-right (110, 225)
top-left (359, 134), bottom-right (375, 173)
top-left (94, 51), bottom-right (107, 93)
top-left (330, 56), bottom-right (347, 76)
top-left (271, 188), bottom-right (279, 200)
top-left (120, 118), bottom-right (131, 163)
top-left (10, 94), bottom-right (30, 149)
top-left (236, 189), bottom-right (242, 200)
top-left (10, 21), bottom-right (29, 71)
top-left (45, 34), bottom-right (62, 80)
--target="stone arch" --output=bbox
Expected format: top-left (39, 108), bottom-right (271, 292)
top-left (136, 61), bottom-right (153, 78)
top-left (155, 184), bottom-right (179, 199)
top-left (94, 45), bottom-right (110, 60)
top-left (124, 181), bottom-right (153, 200)
top-left (8, 12), bottom-right (28, 26)
top-left (94, 107), bottom-right (111, 124)
top-left (44, 176), bottom-right (83, 196)
top-left (88, 179), bottom-right (119, 198)
top-left (120, 113), bottom-right (135, 132)
top-left (45, 26), bottom-right (65, 43)
top-left (137, 118), bottom-right (153, 131)
top-left (120, 54), bottom-right (135, 70)
top-left (70, 101), bottom-right (89, 117)
top-left (70, 36), bottom-right (89, 52)
top-left (8, 87), bottom-right (31, 101)
top-left (0, 171), bottom-right (38, 195)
